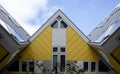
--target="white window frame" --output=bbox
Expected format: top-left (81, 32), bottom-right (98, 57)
top-left (83, 61), bottom-right (98, 72)
top-left (19, 60), bottom-right (35, 72)
top-left (52, 46), bottom-right (66, 73)
top-left (51, 19), bottom-right (68, 29)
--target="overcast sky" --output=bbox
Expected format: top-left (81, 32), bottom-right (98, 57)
top-left (0, 0), bottom-right (119, 35)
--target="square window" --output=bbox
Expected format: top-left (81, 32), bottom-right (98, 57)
top-left (53, 47), bottom-right (58, 52)
top-left (61, 47), bottom-right (65, 52)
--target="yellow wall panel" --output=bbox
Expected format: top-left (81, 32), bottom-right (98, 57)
top-left (0, 44), bottom-right (10, 71)
top-left (0, 54), bottom-right (11, 71)
top-left (66, 27), bottom-right (100, 61)
top-left (0, 45), bottom-right (8, 60)
top-left (111, 45), bottom-right (120, 73)
top-left (107, 54), bottom-right (120, 73)
top-left (112, 45), bottom-right (120, 62)
top-left (20, 26), bottom-right (52, 60)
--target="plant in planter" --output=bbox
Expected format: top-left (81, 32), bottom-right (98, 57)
top-left (35, 61), bottom-right (52, 74)
top-left (66, 61), bottom-right (84, 74)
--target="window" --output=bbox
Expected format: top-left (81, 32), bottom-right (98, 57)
top-left (60, 55), bottom-right (65, 72)
top-left (91, 62), bottom-right (96, 72)
top-left (60, 47), bottom-right (65, 52)
top-left (51, 18), bottom-right (68, 29)
top-left (29, 61), bottom-right (34, 72)
top-left (51, 20), bottom-right (58, 28)
top-left (98, 60), bottom-right (110, 72)
top-left (95, 20), bottom-right (120, 42)
top-left (22, 61), bottom-right (27, 72)
top-left (21, 61), bottom-right (35, 72)
top-left (52, 47), bottom-right (66, 73)
top-left (53, 47), bottom-right (58, 52)
top-left (60, 20), bottom-right (68, 28)
top-left (84, 62), bottom-right (88, 71)
top-left (53, 55), bottom-right (58, 72)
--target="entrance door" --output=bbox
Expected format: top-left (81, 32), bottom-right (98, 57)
top-left (52, 47), bottom-right (66, 73)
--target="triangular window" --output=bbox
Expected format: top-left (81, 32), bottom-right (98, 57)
top-left (51, 20), bottom-right (58, 28)
top-left (60, 20), bottom-right (68, 28)
top-left (51, 18), bottom-right (68, 29)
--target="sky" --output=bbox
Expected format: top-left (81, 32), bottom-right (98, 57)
top-left (0, 0), bottom-right (120, 36)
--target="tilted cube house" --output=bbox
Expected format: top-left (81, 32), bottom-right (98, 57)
top-left (0, 3), bottom-right (120, 74)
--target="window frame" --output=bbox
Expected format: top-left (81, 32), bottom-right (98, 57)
top-left (52, 46), bottom-right (66, 73)
top-left (50, 19), bottom-right (68, 29)
top-left (91, 62), bottom-right (96, 72)
top-left (51, 20), bottom-right (59, 28)
top-left (20, 61), bottom-right (35, 72)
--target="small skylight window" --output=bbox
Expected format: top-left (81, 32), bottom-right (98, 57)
top-left (51, 20), bottom-right (58, 28)
top-left (60, 20), bottom-right (68, 28)
top-left (57, 15), bottom-right (62, 21)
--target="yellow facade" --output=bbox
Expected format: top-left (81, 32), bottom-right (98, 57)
top-left (0, 54), bottom-right (11, 71)
top-left (110, 45), bottom-right (120, 73)
top-left (20, 26), bottom-right (100, 61)
top-left (20, 26), bottom-right (52, 60)
top-left (66, 27), bottom-right (100, 61)
top-left (0, 45), bottom-right (8, 61)
top-left (112, 45), bottom-right (120, 62)
top-left (0, 45), bottom-right (10, 71)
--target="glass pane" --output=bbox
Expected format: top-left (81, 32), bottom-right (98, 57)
top-left (60, 20), bottom-right (68, 28)
top-left (91, 62), bottom-right (96, 72)
top-left (51, 20), bottom-right (58, 28)
top-left (60, 55), bottom-right (65, 72)
top-left (61, 47), bottom-right (65, 52)
top-left (53, 47), bottom-right (58, 52)
top-left (105, 20), bottom-right (120, 36)
top-left (84, 62), bottom-right (88, 71)
top-left (10, 28), bottom-right (25, 42)
top-left (29, 61), bottom-right (34, 72)
top-left (98, 60), bottom-right (110, 72)
top-left (0, 20), bottom-right (25, 42)
top-left (22, 61), bottom-right (27, 71)
top-left (0, 20), bottom-right (10, 33)
top-left (53, 55), bottom-right (58, 72)
top-left (95, 20), bottom-right (120, 42)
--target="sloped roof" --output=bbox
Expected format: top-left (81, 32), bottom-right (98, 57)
top-left (30, 9), bottom-right (89, 42)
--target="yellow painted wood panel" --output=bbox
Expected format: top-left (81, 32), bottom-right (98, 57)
top-left (107, 54), bottom-right (120, 73)
top-left (66, 27), bottom-right (100, 61)
top-left (112, 45), bottom-right (120, 62)
top-left (0, 44), bottom-right (8, 61)
top-left (0, 54), bottom-right (11, 71)
top-left (20, 26), bottom-right (52, 60)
